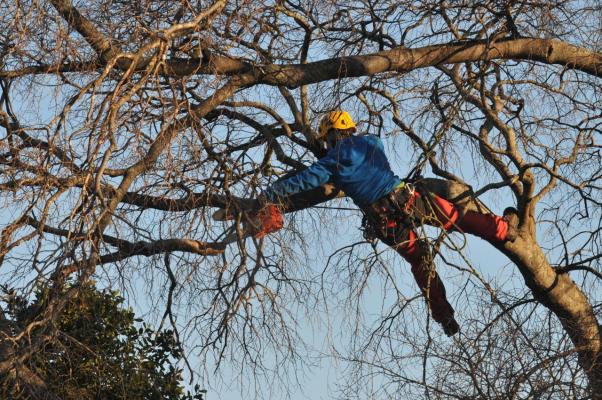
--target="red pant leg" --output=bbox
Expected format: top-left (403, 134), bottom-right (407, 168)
top-left (456, 211), bottom-right (508, 242)
top-left (424, 193), bottom-right (509, 242)
top-left (395, 230), bottom-right (455, 324)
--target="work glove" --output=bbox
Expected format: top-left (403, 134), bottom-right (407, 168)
top-left (247, 203), bottom-right (284, 239)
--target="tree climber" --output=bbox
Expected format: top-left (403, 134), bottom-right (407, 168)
top-left (261, 111), bottom-right (518, 336)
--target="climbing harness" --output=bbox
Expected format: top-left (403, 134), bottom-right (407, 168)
top-left (361, 181), bottom-right (417, 241)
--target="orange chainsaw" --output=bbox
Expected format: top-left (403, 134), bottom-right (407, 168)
top-left (212, 203), bottom-right (284, 245)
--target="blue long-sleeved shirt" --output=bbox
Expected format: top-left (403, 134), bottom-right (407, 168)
top-left (265, 135), bottom-right (402, 208)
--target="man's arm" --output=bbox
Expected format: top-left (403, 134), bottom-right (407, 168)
top-left (265, 152), bottom-right (338, 202)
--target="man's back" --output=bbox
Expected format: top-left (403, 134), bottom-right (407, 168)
top-left (327, 135), bottom-right (401, 207)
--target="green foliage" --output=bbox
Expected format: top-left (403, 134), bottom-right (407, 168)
top-left (3, 283), bottom-right (204, 400)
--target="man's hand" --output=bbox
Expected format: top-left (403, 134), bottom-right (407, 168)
top-left (248, 203), bottom-right (284, 239)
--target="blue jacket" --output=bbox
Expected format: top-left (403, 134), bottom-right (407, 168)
top-left (265, 135), bottom-right (402, 208)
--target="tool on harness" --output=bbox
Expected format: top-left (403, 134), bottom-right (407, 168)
top-left (361, 181), bottom-right (417, 241)
top-left (390, 181), bottom-right (416, 214)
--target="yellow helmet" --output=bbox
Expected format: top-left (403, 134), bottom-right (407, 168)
top-left (318, 111), bottom-right (356, 138)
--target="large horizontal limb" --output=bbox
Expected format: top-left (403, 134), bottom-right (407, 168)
top-left (125, 184), bottom-right (342, 218)
top-left (254, 38), bottom-right (602, 86)
top-left (4, 38), bottom-right (601, 82)
top-left (42, 0), bottom-right (601, 84)
top-left (124, 179), bottom-right (493, 216)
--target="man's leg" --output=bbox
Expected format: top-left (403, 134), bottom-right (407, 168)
top-left (378, 225), bottom-right (459, 336)
top-left (416, 192), bottom-right (512, 242)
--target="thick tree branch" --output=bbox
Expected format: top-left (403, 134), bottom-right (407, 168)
top-left (5, 38), bottom-right (601, 83)
top-left (253, 38), bottom-right (602, 86)
top-left (24, 216), bottom-right (226, 277)
top-left (49, 0), bottom-right (118, 61)
top-left (122, 191), bottom-right (256, 211)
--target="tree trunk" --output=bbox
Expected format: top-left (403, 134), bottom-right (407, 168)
top-left (496, 239), bottom-right (602, 397)
top-left (289, 178), bottom-right (602, 396)
top-left (427, 179), bottom-right (602, 397)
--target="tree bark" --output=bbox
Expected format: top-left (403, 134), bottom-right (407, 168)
top-left (496, 239), bottom-right (602, 397)
top-left (280, 178), bottom-right (602, 396)
top-left (428, 179), bottom-right (602, 397)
